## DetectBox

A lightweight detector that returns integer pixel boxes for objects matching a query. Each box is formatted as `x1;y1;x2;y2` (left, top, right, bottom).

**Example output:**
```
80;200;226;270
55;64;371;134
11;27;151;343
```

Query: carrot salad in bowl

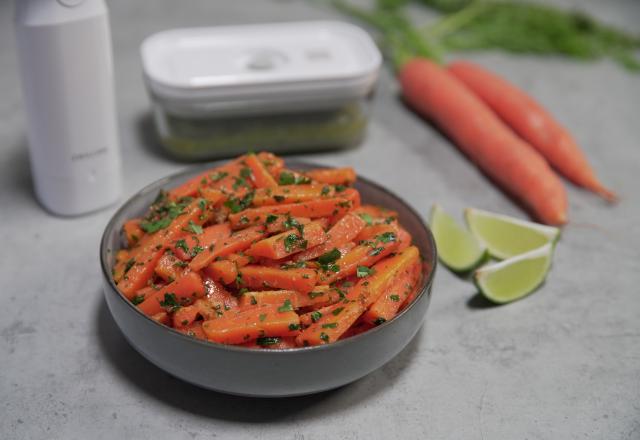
112;152;424;348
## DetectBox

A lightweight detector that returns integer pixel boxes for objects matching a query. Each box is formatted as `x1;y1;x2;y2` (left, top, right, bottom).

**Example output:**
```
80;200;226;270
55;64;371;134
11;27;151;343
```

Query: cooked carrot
228;197;355;229
395;225;412;252
347;246;420;309
304;167;356;185
448;61;616;202
265;216;312;234
189;226;266;271
252;185;336;206
194;280;238;319
112;249;131;283
202;305;300;344
204;259;237;285
245;221;327;260
239;266;317;294
294;213;365;262
295;300;364;346
352;205;398;224
116;247;165;300
320;224;399;284
168;160;246;200
340;319;374;340
151;312;170;325
303;284;354;310
138;271;205;317
172;223;231;261
123;219;144;247
362;259;421;325
245;153;278;188
154;252;182;282
256;152;285;176
177;321;207;340
172;305;200;328
238;290;302;308
225;252;253;268
400;58;568;225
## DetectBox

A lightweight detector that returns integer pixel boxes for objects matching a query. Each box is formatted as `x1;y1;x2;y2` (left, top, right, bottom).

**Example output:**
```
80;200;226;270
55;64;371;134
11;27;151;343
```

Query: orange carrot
172;305;200;328
202;305;300;344
172;223;231;261
252;185;336;206
151;312;170;325
245;221;327;260
228;197;355;229
400;58;568;225
304;167;357;185
189;225;266;271
204;260;237;285
352;205;398;224
238;266;317;294
264;216;312;234
238;290;302;308
168;160;246;200
123;219;144;247
245;153;278;188
256;152;285;176
295;300;364;346
448;61;616;202
294;213;366;262
177;321;207;340
362;259;421;325
154;252;182;282
138;271;205;317
195;280;238;318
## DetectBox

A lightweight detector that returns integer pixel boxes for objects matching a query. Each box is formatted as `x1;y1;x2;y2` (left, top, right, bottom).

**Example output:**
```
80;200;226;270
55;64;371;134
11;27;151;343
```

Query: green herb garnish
277;299;293;312
356;266;375;278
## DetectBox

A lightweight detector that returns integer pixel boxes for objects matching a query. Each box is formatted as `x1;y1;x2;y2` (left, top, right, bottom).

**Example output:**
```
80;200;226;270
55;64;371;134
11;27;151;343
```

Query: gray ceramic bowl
100;161;437;397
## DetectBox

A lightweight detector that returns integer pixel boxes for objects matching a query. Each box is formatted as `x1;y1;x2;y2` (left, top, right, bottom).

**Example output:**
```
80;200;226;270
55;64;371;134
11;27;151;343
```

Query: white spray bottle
14;0;122;216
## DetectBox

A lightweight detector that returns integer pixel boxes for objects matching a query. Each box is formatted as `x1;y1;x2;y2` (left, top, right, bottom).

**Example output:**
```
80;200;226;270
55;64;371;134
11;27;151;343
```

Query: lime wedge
474;243;553;304
430;204;487;273
465;208;560;260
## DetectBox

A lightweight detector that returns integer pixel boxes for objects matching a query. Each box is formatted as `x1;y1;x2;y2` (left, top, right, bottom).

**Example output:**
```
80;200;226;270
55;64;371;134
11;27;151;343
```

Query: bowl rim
100;159;437;354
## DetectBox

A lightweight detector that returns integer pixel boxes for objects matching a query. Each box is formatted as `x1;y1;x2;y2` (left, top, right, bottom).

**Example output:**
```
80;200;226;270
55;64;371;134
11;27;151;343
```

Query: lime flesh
474;243;553;304
465;208;560;260
430;204;487;273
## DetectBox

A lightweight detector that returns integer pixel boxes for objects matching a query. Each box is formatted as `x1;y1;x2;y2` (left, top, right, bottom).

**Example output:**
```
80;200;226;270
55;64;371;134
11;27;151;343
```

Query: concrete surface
1;1;639;439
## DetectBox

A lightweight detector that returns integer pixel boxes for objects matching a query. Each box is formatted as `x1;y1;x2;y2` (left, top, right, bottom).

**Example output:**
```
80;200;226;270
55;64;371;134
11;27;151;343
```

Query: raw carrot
304;167;357;185
245;221;327;260
228;197;355;229
294;213;366;262
448;60;617;202
202;305;300;344
238;266;317;294
137;271;205;317
399;58;568;225
189;225;266;271
245;153;278;188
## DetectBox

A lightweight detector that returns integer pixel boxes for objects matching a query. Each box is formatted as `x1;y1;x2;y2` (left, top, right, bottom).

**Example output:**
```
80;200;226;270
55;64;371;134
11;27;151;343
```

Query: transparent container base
153;101;369;161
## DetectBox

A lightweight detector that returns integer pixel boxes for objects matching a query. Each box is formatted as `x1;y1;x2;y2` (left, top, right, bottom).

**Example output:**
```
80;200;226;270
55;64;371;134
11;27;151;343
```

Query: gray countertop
1;1;639;439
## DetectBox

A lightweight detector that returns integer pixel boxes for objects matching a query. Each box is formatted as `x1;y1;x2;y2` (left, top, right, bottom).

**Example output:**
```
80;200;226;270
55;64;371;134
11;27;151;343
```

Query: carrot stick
137;271;205;317
399;58;568;225
238;266;317;294
294;213;366;262
256;152;284;176
448;61;617;202
265;216;312;234
189;226;266;271
172;305;200;328
245;221;327;260
168;160;247;200
295;300;365;346
177;321;207;340
362;259;421;325
172;223;231;261
245;153;278;188
203;260;237;285
123;219;144;247
238;290;302;308
154;252;182;282
202;305;300;344
252;185;336;206
228;197;355;229
194;280;238;319
304;167;357;185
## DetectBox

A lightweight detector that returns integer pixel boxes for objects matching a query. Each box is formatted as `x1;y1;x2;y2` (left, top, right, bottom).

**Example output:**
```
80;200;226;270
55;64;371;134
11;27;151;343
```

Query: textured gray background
1;1;639;439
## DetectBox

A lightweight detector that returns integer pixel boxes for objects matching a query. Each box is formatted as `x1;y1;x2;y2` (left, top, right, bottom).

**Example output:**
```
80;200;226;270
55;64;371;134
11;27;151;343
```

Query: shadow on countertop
95;296;424;422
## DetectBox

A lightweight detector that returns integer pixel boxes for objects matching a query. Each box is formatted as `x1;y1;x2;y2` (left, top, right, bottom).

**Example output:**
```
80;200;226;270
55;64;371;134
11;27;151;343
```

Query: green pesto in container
141;21;382;160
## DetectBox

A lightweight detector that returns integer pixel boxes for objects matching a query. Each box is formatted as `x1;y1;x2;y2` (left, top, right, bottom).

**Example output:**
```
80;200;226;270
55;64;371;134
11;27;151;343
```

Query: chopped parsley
250;296;258;305
131;294;145;305
310;311;323;322
256;337;280;346
240;167;253;179
289;323;301;331
280;261;306;270
334;184;347;193
320;186;331;196
356;266;375;278
124;258;136;274
319;332;330;343
390;295;400;302
358;213;373;226
322;322;338;329
175;239;189;254
186;220;203;235
223;191;254;213
369;247;384;256
210;171;228;182
159;293;180;312
318;248;341;272
265;214;278;224
279;171;311;185
332;307;345;316
139;192;191;233
277;299;293;313
273;195;285;203
376;232;397;243
283;234;307;253
308;291;325;299
373;317;387;326
283;215;304;234
259;313;267;322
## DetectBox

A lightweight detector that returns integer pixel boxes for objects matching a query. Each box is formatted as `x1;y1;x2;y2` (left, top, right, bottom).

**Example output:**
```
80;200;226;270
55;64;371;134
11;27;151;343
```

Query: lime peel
430;204;487;273
465;208;560;260
474;242;554;304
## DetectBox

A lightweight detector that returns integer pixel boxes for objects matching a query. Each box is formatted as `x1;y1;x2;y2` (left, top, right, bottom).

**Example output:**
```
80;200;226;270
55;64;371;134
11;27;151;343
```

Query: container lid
141;20;382;105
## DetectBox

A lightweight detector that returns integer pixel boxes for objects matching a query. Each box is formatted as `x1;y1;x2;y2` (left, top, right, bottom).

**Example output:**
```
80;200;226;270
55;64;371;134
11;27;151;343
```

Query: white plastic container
141;21;382;160
14;0;122;216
